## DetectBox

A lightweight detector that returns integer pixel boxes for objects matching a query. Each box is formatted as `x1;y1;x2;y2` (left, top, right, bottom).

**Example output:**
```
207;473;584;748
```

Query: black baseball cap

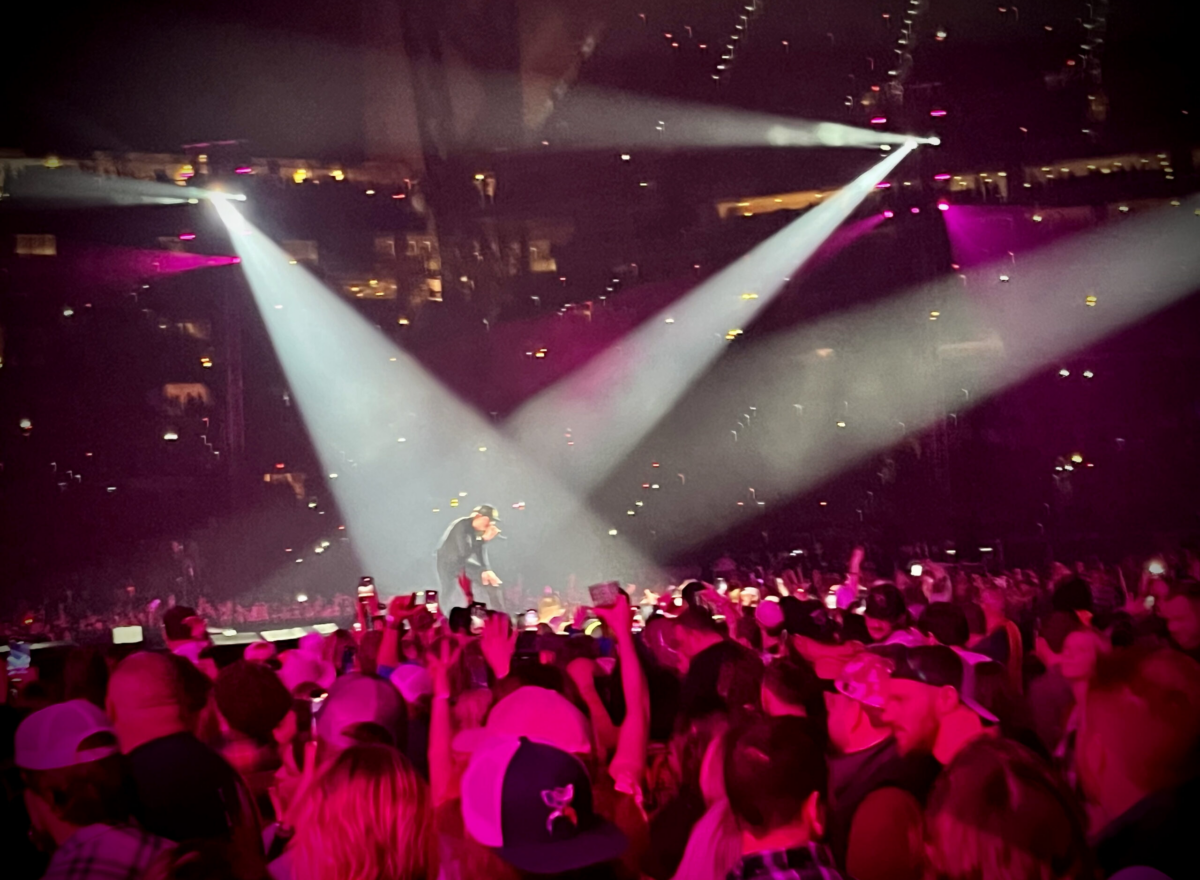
782;598;841;644
1051;578;1093;614
865;584;907;623
461;737;627;873
918;602;970;647
888;645;1000;723
471;504;500;521
162;605;201;641
214;660;292;743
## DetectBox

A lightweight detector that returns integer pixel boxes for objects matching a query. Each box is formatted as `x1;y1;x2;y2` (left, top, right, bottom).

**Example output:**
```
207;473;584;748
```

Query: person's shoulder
137;732;242;778
128;730;193;764
855;785;923;823
701;638;749;663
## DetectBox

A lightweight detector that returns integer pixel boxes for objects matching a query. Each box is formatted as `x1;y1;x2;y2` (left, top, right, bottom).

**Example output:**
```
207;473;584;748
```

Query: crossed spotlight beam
3;164;245;207
211;197;659;592
6;81;930;212
599;197;1200;554
508;140;918;493
213;140;923;586
489;83;935;151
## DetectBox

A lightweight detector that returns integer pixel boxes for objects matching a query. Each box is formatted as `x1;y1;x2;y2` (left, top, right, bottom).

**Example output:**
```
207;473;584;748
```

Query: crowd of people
0;593;363;644
3;539;1200;880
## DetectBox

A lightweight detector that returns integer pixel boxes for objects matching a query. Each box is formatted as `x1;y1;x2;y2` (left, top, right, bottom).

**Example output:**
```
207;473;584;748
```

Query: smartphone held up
588;581;621;609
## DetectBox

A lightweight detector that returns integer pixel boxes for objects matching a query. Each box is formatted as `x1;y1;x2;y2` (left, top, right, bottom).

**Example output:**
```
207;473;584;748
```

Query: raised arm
846;545;865;592
379;594;413;670
567;657;620;758
596;595;649;791
426;633;461;807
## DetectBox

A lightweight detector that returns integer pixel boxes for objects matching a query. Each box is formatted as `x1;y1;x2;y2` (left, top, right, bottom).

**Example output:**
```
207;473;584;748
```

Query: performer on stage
435;504;504;611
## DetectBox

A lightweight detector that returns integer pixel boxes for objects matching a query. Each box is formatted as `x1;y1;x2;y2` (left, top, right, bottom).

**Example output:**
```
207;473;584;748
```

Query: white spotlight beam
211;199;657;591
513;84;925;151
508;142;917;493
612;198;1200;552
4;165;241;207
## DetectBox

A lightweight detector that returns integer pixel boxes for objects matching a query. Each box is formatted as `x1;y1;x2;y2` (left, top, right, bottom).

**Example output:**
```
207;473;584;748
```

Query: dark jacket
827;736;940;872
1094;775;1200;879
435;516;489;582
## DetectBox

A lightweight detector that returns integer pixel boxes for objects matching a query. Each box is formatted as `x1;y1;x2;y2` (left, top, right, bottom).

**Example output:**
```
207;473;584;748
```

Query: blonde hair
294;744;435;880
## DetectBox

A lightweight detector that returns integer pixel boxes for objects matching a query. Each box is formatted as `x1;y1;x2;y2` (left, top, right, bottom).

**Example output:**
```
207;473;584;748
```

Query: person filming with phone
435;504;504;612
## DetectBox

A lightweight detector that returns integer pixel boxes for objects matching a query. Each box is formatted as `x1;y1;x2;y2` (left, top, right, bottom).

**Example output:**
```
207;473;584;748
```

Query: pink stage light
910;207;921;214
930;109;947;117
934;173;952;180
870;116;887;125
938;201;950;211
235;166;253;175
22;245;243;286
876;182;892;188
882;210;895;218
179;233;196;241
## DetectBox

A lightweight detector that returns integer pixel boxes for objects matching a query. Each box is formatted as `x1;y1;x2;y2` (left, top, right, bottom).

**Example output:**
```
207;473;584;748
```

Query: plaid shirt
726;842;849;880
44;824;170;880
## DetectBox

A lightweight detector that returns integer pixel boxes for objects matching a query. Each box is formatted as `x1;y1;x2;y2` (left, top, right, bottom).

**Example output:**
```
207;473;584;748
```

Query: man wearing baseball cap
161;604;209;654
461;735;629;876
16;700;170;879
880;645;1002;767
864;584;923;646
435;503;504;611
824;654;939;880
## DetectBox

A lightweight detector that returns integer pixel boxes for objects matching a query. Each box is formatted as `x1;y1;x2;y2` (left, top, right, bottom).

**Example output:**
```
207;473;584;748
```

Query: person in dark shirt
106;652;265;880
824;653;938;880
1156;577;1200;663
675;607;763;719
724;716;850;880
435;504;503;610
1077;644;1200;879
